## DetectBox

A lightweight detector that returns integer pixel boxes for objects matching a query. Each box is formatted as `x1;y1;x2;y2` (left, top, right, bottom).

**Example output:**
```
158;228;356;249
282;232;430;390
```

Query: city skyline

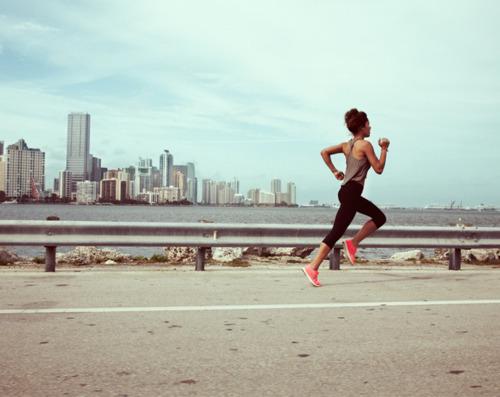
1;1;499;206
0;124;299;205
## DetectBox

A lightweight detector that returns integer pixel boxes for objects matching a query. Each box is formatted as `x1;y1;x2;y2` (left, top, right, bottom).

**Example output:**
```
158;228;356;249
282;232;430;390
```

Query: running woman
302;108;390;287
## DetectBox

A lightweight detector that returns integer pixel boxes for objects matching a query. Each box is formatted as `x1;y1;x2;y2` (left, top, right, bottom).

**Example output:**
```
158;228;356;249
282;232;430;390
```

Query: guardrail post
329;247;341;270
196;246;207;271
44;246;57;272
448;248;461;270
44;215;60;272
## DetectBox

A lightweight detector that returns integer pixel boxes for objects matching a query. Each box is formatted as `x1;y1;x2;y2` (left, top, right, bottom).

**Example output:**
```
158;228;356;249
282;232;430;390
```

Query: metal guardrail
0;220;499;272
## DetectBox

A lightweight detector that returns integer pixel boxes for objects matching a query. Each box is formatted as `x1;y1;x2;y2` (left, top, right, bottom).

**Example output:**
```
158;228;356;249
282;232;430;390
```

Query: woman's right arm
361;141;388;174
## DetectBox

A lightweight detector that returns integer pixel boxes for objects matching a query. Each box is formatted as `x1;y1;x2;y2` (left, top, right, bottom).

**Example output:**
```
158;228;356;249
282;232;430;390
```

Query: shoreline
2;257;499;272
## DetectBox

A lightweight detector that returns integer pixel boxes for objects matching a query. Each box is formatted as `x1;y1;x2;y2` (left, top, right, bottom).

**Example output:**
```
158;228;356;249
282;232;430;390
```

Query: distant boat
1;200;17;204
475;203;497;211
423;204;448;209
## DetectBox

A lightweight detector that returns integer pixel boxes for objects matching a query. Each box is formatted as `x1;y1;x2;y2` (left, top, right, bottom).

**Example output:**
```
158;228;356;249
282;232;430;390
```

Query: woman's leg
309;201;358;270
351;196;386;247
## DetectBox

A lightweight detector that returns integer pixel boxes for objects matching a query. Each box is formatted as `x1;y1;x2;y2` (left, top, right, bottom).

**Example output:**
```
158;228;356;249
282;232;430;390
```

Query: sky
0;0;499;207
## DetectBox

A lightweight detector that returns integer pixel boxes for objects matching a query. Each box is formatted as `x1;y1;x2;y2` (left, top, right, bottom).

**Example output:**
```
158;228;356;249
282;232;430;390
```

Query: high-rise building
187;177;198;204
0;141;4;194
134;158;153;197
5;139;45;198
53;177;59;193
287;182;297;205
159;150;174;187
201;179;211;204
58;171;72;199
247;188;260;205
229;177;240;194
153;186;181;203
185;162;197;203
271;178;281;194
259;190;275;205
0;154;6;193
152;166;161;188
172;165;188;197
66;113;91;194
76;181;98;203
88;154;102;182
173;170;185;199
101;169;131;201
209;180;218;204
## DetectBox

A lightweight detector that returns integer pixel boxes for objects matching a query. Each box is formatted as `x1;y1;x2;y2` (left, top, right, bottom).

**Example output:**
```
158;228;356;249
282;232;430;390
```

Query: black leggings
321;180;386;249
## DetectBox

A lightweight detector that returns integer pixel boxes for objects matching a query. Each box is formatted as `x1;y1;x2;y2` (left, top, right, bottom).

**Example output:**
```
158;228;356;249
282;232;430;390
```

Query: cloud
0;1;499;205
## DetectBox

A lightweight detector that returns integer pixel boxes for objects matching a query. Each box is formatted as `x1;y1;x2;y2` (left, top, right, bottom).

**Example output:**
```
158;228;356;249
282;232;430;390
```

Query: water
1;204;499;260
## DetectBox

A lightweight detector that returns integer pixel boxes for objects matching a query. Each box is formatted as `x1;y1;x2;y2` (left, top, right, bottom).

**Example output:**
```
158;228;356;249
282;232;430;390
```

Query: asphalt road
1;266;500;396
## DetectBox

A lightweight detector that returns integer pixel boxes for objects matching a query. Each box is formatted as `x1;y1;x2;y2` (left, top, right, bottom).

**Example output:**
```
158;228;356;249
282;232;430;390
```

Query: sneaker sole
301;267;321;287
343;240;356;265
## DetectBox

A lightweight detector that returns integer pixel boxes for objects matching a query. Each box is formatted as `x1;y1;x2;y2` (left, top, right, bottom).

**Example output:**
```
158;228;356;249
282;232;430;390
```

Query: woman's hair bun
344;108;368;135
344;108;359;124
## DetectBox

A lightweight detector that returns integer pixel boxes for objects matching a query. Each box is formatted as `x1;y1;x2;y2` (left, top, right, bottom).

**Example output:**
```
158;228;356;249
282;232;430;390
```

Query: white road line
1;299;500;314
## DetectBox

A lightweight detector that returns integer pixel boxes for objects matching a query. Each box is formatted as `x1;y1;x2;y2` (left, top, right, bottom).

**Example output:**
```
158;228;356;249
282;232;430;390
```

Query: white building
275;191;290;205
153;186;181;203
247;188;260;204
58;171;73;199
233;193;244;204
258;190;275;205
76;181;98;203
134;158;153;197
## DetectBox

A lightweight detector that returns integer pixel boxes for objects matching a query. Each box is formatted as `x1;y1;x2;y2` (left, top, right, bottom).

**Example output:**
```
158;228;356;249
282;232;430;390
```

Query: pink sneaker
343;239;357;265
302;264;321;287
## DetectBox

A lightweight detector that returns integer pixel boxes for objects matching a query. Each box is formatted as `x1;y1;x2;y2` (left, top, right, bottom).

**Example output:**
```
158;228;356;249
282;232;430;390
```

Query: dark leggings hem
321;181;386;249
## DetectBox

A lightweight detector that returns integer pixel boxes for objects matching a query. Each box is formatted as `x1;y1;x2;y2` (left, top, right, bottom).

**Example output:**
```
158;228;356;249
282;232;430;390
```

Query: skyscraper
6;139;45;198
134;158;153;197
0;154;7;193
173;165;188;198
58;171;72;199
271;178;282;194
66;113;90;194
159;150;173;187
287;182;297;205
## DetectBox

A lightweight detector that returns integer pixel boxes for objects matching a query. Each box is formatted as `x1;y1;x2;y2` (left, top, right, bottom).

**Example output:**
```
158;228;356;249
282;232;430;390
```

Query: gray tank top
341;138;370;186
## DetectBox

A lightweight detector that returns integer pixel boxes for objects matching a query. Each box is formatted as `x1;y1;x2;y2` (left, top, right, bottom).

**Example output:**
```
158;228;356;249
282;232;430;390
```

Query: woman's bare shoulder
357;139;374;150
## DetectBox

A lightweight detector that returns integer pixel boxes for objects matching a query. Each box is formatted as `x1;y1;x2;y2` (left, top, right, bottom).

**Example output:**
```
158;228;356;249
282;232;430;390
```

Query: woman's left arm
320;142;345;178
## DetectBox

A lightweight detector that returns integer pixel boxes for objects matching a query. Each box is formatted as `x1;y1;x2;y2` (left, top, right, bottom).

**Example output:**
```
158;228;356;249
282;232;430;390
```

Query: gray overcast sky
0;0;499;207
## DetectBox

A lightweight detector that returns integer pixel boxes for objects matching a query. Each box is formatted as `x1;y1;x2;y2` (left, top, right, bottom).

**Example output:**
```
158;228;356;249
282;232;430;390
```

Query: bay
1;204;499;260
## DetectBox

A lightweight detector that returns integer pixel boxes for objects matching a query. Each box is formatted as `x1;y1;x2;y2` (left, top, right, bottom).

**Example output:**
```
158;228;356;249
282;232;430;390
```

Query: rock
291;247;315;258
0;247;20;265
390;249;425;261
267;247;295;256
57;246;131;265
433;248;449;260
212;247;243;262
104;259;117;265
463;248;498;263
242;247;270;256
242;246;314;258
162;246;199;263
